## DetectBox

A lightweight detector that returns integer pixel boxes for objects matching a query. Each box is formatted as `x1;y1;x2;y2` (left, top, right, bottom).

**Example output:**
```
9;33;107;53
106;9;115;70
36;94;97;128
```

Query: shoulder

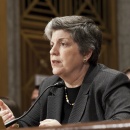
92;64;130;90
90;64;130;97
97;63;128;80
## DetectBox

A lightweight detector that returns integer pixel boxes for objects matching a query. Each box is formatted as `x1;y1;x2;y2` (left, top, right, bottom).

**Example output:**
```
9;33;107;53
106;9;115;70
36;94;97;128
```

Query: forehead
51;30;72;40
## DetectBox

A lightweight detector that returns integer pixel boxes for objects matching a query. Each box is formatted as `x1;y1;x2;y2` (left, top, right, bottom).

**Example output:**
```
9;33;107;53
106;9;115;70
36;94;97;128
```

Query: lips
51;60;61;66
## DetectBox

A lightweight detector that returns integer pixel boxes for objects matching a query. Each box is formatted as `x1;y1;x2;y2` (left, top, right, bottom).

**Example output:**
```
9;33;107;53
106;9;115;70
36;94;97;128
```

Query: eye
61;42;67;47
61;43;65;46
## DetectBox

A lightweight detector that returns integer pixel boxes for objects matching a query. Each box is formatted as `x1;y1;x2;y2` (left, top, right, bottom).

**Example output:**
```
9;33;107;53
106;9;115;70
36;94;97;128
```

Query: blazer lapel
68;64;101;123
68;79;91;123
47;87;64;122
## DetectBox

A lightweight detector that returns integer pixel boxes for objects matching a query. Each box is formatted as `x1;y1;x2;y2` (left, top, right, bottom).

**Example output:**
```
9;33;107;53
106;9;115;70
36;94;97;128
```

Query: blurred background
0;0;130;113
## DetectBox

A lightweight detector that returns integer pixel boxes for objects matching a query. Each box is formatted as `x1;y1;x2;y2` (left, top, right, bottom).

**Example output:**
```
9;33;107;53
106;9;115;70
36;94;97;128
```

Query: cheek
60;47;82;65
63;54;83;67
60;52;70;64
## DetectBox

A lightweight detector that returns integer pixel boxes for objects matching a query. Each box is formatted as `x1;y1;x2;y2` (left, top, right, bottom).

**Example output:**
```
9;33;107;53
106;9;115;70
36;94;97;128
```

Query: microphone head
53;81;64;87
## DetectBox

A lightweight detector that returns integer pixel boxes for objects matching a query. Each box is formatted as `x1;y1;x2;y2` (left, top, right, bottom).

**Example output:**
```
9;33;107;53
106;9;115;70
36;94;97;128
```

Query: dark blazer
18;64;130;127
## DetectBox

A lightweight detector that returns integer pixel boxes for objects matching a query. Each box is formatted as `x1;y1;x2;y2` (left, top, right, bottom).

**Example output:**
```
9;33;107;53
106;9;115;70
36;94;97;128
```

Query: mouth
51;60;61;66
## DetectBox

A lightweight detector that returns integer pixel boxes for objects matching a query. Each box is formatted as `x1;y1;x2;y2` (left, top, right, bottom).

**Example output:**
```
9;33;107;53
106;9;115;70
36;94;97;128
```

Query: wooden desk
4;119;130;130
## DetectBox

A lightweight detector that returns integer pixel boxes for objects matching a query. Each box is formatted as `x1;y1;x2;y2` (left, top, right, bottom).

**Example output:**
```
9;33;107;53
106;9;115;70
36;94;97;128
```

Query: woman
1;15;130;128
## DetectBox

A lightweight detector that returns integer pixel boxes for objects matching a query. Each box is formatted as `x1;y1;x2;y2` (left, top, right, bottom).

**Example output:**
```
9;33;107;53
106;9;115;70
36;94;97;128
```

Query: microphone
5;81;64;128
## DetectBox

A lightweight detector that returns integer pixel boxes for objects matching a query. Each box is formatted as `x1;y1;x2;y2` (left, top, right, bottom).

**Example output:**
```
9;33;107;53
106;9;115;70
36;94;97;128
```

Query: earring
83;58;87;63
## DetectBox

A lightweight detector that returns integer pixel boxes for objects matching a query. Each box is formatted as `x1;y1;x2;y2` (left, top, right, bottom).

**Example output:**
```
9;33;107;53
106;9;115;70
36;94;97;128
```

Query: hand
39;119;61;128
0;99;15;124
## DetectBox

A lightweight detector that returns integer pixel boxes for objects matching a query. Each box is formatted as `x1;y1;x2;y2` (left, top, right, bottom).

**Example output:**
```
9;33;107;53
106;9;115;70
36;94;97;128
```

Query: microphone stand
5;81;64;128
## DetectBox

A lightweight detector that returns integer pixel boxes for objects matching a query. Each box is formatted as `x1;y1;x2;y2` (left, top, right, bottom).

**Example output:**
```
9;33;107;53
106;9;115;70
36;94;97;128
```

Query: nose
50;44;59;55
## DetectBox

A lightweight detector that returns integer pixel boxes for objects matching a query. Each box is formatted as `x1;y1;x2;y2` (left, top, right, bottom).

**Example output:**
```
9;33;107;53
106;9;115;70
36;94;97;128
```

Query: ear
83;49;93;61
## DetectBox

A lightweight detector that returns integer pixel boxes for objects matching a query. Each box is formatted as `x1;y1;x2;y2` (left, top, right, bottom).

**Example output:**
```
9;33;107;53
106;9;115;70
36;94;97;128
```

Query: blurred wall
117;0;130;71
0;0;8;96
7;0;21;106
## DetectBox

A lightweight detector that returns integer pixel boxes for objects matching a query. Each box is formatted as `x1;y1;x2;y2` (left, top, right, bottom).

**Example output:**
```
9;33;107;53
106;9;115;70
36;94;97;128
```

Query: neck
61;64;90;88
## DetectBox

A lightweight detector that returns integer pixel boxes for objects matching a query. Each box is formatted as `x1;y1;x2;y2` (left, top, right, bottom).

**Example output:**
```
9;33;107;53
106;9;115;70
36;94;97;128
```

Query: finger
2;112;14;123
0;110;9;116
39;122;49;127
39;119;61;127
0;109;14;123
39;120;50;126
4;115;15;123
40;119;51;122
0;100;9;110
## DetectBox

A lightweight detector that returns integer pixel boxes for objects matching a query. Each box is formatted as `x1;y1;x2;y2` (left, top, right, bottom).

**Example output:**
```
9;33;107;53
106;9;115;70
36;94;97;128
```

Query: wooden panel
21;29;52;110
20;0;117;111
0;0;8;96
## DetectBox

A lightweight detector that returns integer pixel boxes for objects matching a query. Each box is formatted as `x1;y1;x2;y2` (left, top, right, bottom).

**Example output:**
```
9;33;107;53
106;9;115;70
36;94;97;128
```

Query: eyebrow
50;38;69;43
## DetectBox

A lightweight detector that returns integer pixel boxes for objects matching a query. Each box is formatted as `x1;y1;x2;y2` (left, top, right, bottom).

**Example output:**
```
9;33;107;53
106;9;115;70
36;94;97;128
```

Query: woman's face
50;30;87;77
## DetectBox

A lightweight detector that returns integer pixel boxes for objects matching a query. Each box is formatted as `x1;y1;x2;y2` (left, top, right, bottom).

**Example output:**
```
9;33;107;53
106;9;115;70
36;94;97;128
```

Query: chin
52;68;63;76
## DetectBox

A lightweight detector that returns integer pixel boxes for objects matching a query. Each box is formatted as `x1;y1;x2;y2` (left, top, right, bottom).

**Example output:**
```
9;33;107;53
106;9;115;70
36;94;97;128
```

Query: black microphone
5;81;64;128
